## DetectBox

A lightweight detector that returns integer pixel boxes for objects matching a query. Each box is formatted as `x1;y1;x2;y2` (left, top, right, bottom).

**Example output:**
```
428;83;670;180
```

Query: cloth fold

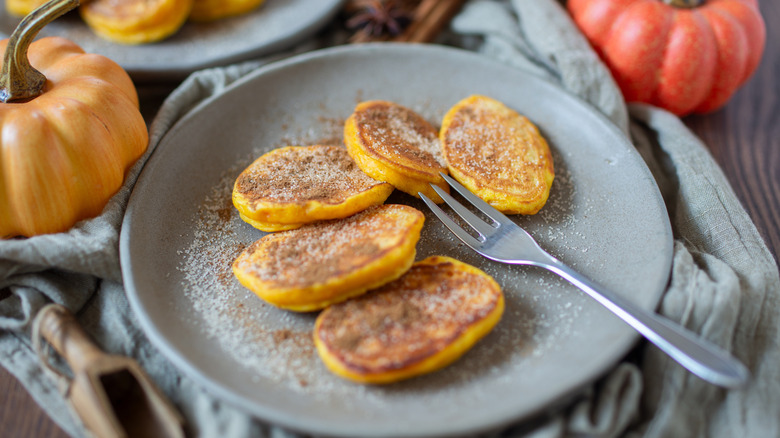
1;1;778;437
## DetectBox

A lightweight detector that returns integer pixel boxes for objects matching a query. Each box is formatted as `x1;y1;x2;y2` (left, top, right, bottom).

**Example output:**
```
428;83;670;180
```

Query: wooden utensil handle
37;304;106;374
395;0;467;43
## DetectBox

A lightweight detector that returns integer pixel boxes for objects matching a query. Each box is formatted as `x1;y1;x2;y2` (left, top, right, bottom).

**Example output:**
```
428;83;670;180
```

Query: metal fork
419;173;749;388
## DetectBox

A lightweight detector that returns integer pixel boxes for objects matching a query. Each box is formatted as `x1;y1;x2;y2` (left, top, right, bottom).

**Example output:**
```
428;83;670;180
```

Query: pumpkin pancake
344;100;449;202
232;145;394;232
80;0;193;44
314;256;504;384
232;204;424;312
190;0;265;21
440;95;555;215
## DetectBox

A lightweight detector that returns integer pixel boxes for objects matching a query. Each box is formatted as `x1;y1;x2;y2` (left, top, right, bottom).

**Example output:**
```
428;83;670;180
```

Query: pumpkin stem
0;0;80;103
663;0;704;8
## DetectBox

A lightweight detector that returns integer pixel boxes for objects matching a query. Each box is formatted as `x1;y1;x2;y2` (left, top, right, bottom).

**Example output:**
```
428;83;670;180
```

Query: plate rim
120;42;674;437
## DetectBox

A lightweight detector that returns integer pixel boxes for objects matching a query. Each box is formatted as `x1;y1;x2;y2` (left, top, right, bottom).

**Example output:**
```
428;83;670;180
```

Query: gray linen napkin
1;1;778;437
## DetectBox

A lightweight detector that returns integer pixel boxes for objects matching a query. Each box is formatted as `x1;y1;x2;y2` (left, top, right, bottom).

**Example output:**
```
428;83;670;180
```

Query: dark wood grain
1;1;777;436
0;365;70;437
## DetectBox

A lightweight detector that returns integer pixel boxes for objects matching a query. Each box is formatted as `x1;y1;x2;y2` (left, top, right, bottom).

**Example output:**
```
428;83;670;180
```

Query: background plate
120;44;673;437
0;0;343;80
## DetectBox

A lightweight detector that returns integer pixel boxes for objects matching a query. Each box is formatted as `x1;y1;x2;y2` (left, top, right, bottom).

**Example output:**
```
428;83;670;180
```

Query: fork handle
544;260;750;388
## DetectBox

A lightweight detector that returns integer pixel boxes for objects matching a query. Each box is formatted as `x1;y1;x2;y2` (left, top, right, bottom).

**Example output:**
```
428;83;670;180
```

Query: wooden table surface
2;1;778;436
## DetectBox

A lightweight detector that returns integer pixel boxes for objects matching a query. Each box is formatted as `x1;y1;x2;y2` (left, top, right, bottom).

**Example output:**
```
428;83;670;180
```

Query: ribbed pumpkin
0;0;148;238
568;0;765;115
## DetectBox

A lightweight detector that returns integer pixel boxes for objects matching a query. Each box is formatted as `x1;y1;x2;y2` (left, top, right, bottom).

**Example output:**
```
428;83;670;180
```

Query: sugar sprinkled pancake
441;95;554;214
232;145;393;231
232;204;424;312
344;100;449;202
314;256;504;384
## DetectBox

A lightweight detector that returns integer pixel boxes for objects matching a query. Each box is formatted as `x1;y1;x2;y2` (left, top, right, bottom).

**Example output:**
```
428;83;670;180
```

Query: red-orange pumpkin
568;0;765;115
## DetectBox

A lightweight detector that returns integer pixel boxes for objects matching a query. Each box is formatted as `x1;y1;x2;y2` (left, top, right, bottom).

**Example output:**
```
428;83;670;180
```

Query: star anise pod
345;0;417;43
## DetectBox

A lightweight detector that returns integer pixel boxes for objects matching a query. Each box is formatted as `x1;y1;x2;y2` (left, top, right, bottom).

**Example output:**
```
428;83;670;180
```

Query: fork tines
419;173;511;243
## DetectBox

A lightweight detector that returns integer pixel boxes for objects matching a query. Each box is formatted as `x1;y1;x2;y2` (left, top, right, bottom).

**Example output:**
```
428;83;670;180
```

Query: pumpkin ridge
653;9;718;114
49;107;111;222
41;96;126;228
694;5;750;112
62;82;148;167
606;0;645;42
647;7;679;107
706;0;765;85
42;54;140;107
42;75;141;121
0;128;14;237
27;37;85;69
3;108;79;235
599;0;641;49
605;0;674;102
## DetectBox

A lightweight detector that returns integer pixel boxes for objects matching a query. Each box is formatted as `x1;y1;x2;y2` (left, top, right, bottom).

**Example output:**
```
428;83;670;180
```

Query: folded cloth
1;1;778;437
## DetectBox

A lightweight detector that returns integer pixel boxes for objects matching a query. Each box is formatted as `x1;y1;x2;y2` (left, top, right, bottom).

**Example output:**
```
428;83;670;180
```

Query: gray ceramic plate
0;0;343;80
120;44;673;437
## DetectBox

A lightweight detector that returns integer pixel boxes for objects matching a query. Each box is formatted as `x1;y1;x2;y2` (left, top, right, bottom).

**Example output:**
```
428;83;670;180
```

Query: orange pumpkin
568;0;765;115
0;0;148;237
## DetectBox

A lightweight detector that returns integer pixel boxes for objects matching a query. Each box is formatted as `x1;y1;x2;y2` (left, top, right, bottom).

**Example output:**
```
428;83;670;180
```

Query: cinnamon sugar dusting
235;145;386;204
175;98;588;406
317;259;501;373
234;205;423;288
443;100;553;194
355;101;446;169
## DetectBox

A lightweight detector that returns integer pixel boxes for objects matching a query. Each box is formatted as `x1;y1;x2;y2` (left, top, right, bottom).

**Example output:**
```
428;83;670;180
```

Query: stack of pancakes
231;95;554;384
